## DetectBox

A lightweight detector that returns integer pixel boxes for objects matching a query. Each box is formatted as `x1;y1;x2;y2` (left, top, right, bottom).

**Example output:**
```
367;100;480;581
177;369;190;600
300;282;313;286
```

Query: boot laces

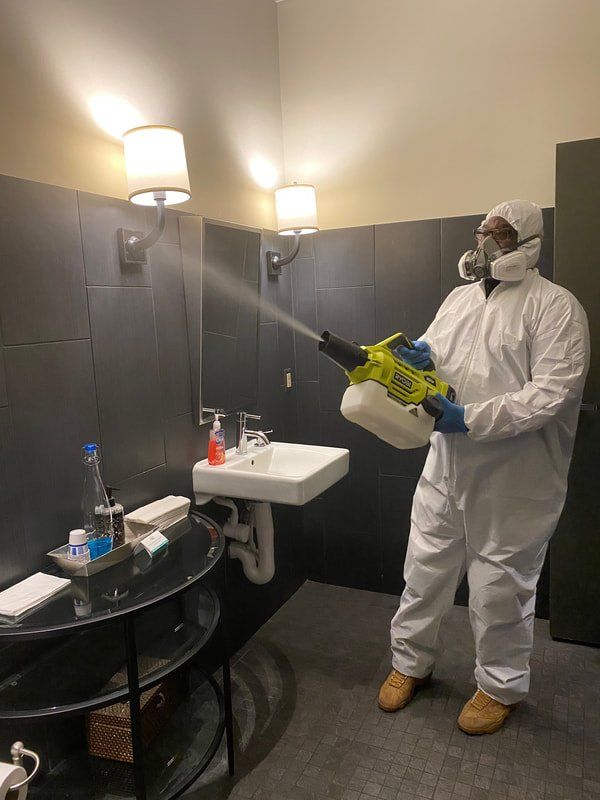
471;690;492;711
389;671;408;689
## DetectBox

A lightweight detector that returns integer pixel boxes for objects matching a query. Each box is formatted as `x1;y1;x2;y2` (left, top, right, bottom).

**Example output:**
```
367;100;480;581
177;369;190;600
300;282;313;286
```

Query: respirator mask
458;233;540;282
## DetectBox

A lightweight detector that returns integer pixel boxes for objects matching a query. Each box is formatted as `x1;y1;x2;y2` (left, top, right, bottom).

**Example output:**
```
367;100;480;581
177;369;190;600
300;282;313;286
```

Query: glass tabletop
0;512;224;639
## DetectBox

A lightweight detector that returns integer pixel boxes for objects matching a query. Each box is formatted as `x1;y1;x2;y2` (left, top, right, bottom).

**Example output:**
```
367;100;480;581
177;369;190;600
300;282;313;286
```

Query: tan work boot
457;689;518;735
378;669;431;712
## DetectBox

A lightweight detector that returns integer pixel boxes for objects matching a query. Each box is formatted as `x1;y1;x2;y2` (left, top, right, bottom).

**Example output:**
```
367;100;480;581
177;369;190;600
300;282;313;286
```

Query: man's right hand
395;340;432;370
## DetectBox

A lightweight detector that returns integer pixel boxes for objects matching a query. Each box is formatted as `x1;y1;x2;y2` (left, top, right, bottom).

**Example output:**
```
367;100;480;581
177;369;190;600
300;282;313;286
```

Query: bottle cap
69;529;88;546
213;417;221;431
83;443;98;453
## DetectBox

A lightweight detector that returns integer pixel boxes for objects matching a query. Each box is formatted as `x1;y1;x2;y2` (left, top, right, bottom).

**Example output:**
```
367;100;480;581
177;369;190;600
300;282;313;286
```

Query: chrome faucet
237;412;272;454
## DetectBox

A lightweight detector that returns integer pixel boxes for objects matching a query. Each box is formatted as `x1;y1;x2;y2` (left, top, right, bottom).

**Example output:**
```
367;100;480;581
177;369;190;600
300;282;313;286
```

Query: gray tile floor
189;581;600;800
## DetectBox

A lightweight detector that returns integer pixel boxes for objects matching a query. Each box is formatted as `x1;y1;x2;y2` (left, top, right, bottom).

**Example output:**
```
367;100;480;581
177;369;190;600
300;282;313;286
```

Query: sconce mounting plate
118;228;148;266
267;251;283;277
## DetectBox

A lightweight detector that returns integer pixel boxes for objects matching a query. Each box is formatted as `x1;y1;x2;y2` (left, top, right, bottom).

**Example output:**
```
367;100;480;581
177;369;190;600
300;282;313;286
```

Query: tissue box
86;658;179;763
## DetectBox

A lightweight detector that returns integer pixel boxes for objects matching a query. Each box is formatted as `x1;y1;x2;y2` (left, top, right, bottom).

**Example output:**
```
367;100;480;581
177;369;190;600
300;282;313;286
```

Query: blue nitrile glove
395;339;432;370
433;393;468;434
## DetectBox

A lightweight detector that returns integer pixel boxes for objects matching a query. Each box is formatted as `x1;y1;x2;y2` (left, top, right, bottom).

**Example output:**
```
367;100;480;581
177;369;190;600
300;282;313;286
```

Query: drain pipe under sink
213;498;276;584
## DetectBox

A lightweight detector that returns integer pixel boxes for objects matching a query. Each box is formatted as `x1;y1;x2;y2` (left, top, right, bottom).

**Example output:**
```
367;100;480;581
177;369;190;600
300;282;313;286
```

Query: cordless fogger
318;331;456;449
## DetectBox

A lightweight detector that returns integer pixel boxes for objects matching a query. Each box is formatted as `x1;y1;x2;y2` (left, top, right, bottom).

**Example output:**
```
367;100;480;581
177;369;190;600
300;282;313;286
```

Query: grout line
315;284;375;291
119;463;168;486
86;284;153;289
3;337;91;348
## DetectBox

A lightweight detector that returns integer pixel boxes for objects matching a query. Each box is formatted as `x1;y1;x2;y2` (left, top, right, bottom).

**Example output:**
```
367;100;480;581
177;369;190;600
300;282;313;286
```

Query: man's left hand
433;393;469;434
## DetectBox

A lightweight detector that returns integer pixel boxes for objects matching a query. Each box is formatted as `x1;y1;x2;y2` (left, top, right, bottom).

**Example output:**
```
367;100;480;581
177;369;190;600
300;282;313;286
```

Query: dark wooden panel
257;322;282;435
303;498;326;582
88;287;164;483
320;411;381;592
380;475;417;595
315;286;375;412
117;465;171;514
4;340;101;563
79;192;151;287
291;257;318;381
0;407;27;587
375;218;441;341
314;225;374;289
379;440;429;479
260;231;293;325
0;325;6;407
538;207;554;281
165;413;210;500
555;138;600;401
179;215;203;424
550;409;600;643
296;381;321;446
441;213;482;301
0;175;89;345
150;242;192;418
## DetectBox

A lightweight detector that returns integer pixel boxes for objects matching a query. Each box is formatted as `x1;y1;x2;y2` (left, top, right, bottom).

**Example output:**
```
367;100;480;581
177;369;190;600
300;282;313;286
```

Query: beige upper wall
0;0;283;229
277;0;600;229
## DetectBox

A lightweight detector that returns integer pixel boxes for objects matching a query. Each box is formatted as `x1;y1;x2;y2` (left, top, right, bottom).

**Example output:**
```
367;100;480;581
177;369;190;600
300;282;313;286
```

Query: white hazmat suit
390;200;590;705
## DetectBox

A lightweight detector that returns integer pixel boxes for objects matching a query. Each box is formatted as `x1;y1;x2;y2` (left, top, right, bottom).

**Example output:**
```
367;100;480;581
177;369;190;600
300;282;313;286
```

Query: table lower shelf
28;669;224;800
0;587;219;719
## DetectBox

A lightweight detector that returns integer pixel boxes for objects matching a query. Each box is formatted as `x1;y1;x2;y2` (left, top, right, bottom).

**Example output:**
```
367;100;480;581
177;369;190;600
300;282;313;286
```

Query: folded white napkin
0;572;71;619
125;495;190;530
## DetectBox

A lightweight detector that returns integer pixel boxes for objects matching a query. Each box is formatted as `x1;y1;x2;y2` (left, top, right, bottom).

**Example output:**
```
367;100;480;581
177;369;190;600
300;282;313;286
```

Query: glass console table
0;512;233;800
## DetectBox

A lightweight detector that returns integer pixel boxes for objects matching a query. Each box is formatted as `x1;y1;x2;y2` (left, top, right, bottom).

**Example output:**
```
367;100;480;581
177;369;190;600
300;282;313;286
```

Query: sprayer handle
387;333;436;372
421;395;444;420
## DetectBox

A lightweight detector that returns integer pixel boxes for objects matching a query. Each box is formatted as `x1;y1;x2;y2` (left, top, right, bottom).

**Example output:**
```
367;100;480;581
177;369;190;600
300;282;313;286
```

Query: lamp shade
123;125;191;206
275;183;318;235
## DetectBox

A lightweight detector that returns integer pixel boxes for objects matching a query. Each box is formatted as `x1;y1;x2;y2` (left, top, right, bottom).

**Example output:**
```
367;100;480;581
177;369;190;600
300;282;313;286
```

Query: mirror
180;216;261;425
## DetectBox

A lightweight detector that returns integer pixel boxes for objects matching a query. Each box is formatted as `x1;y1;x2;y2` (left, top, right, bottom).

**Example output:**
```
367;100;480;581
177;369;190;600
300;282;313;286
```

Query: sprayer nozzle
318;330;369;372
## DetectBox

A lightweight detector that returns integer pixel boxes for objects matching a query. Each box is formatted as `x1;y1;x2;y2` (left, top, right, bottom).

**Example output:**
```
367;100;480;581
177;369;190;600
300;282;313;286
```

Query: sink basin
193;441;349;506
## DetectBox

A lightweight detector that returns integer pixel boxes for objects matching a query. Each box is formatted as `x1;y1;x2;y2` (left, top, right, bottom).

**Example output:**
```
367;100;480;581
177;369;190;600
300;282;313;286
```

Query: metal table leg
124;617;147;800
221;620;235;777
220;557;235;777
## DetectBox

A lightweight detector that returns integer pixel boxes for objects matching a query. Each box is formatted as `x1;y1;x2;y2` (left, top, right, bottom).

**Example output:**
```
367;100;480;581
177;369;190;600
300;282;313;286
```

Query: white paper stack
0;572;71;620
125;495;191;534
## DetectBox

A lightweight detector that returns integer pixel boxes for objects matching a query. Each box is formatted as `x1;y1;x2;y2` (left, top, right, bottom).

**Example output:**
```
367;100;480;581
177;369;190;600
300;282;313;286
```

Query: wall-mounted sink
193;441;349;506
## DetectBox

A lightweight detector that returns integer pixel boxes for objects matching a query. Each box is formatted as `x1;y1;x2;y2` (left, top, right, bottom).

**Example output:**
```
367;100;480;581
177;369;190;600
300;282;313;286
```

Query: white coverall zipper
449;293;489;484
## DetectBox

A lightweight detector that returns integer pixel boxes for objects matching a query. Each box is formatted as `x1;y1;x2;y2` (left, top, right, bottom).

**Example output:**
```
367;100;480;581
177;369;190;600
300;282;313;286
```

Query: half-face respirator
458;233;540;282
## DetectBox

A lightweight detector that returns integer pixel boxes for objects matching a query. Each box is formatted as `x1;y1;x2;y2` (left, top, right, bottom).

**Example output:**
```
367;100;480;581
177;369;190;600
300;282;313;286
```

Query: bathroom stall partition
550;136;600;645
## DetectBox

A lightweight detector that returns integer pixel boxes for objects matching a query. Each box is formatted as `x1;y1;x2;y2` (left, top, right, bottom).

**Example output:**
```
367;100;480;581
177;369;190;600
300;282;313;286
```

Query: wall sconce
266;183;319;277
118;125;191;265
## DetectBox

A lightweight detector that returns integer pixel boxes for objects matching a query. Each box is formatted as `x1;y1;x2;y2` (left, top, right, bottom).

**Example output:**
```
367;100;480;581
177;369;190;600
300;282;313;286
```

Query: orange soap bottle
207;413;226;466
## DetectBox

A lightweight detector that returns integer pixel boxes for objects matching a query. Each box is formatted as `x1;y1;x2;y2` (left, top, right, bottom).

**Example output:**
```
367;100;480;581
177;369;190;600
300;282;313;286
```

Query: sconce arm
266;232;301;276
118;194;167;266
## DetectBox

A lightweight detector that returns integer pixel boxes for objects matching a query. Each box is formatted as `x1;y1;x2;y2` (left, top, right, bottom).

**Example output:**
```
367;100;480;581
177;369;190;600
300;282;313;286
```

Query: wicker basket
87;657;179;763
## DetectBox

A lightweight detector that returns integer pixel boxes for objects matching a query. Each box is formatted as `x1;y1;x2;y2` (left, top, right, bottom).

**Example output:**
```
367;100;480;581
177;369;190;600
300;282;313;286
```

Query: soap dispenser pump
208;412;226;466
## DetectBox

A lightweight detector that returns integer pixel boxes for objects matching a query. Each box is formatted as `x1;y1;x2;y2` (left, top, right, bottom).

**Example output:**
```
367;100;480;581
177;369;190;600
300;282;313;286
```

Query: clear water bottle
81;443;113;559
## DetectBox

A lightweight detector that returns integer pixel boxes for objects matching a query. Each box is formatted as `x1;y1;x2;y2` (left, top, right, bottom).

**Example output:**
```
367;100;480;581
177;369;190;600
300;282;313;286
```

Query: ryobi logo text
393;372;413;390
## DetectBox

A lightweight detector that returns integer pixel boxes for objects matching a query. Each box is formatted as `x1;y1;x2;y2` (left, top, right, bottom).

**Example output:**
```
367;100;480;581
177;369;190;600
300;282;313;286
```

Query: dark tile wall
0;173;305;650
294;208;555;618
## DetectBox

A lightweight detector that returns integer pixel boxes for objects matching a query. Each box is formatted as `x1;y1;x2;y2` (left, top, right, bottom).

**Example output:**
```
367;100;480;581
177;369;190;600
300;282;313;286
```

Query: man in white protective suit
378;199;590;734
